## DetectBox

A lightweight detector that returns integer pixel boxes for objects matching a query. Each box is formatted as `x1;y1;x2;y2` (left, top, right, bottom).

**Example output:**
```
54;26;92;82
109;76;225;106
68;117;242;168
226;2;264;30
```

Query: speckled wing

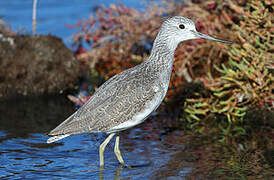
48;66;163;136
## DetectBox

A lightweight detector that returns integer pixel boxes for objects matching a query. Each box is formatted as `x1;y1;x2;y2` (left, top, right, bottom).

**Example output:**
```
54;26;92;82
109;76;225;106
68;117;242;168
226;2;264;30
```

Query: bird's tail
47;134;70;144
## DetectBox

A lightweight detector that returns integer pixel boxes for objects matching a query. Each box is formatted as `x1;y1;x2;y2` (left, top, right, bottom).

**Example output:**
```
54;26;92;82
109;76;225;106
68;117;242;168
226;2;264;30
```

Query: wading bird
47;16;232;167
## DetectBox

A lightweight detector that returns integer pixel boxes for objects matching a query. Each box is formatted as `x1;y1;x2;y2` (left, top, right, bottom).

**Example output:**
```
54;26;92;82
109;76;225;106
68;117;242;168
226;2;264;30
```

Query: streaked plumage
47;16;232;166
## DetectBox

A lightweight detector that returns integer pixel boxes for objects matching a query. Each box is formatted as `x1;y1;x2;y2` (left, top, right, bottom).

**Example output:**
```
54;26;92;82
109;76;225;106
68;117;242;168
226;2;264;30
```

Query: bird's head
156;16;232;51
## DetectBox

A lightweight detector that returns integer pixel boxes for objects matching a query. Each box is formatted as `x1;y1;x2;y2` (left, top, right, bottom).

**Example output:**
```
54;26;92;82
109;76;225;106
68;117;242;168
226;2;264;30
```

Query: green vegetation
184;0;273;143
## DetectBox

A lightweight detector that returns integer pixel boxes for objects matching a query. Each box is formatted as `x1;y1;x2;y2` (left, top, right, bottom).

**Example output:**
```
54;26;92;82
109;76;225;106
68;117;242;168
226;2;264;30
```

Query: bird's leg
114;135;125;165
99;133;115;167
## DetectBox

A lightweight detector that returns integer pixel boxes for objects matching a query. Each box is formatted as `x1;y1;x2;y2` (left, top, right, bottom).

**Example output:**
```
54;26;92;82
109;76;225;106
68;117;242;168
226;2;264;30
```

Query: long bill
191;30;233;43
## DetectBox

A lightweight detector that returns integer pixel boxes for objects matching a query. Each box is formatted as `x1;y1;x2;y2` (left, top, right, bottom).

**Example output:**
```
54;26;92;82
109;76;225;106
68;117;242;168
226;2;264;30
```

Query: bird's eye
179;24;185;29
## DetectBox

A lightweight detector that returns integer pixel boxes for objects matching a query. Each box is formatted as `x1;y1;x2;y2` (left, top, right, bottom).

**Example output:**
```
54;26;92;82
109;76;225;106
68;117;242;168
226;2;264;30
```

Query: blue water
0;95;192;179
0;128;191;179
0;1;193;179
0;0;149;46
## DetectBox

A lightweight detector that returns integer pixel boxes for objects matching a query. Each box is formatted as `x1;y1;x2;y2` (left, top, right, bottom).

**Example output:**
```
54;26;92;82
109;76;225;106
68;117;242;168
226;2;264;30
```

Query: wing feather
47;64;161;136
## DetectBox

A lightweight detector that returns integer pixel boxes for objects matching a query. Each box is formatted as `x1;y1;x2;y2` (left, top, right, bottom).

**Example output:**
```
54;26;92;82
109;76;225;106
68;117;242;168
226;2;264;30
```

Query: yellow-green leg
114;135;125;165
99;133;115;167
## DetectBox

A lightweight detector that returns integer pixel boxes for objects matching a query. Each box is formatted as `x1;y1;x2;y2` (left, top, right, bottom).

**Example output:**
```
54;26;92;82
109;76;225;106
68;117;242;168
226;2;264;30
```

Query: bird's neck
147;34;178;70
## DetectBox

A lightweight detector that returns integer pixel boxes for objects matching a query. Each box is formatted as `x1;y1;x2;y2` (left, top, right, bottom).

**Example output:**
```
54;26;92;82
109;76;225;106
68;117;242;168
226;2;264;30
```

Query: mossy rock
0;34;80;97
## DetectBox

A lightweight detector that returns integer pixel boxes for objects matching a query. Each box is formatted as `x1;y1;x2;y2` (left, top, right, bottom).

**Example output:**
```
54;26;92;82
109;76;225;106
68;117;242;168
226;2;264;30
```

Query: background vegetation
1;0;270;178
70;0;273;178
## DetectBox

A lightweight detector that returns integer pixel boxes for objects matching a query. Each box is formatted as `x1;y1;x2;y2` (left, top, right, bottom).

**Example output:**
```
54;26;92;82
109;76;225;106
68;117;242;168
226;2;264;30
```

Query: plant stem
32;0;38;36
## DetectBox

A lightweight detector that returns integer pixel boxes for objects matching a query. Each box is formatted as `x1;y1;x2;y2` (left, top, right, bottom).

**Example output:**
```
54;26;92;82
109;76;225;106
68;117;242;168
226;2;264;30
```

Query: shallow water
0;1;193;179
0;95;192;179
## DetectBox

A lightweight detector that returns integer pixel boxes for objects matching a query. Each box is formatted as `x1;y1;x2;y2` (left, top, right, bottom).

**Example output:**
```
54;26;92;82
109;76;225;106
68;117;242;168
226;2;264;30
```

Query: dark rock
0;34;80;97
